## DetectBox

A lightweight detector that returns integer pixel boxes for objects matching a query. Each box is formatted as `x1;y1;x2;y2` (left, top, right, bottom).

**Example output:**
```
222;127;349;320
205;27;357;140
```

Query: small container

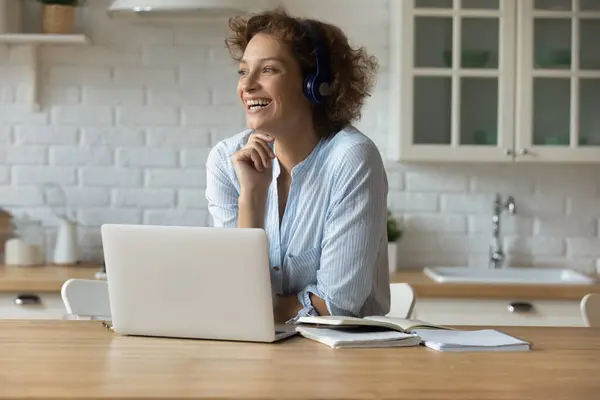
53;217;78;265
42;4;75;34
5;217;45;267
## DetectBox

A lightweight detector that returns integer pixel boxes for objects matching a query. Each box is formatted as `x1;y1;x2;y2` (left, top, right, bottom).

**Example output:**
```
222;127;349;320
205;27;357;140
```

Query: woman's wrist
237;188;268;228
239;186;269;203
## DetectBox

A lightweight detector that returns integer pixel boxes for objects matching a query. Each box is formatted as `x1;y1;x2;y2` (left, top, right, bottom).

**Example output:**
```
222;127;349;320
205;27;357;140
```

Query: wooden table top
390;269;600;300
1;320;599;399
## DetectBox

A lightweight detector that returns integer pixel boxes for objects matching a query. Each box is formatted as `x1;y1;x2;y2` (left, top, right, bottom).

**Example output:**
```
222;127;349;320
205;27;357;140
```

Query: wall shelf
0;34;91;111
0;33;90;45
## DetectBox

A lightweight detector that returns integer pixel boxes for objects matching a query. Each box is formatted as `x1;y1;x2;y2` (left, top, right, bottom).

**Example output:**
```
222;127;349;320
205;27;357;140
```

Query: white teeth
247;99;271;108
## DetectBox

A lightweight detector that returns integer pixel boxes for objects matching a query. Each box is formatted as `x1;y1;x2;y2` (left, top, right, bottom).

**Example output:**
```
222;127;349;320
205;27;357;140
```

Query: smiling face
237;33;312;135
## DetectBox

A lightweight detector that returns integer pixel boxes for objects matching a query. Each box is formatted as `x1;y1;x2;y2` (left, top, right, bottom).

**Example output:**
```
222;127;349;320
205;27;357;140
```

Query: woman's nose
240;72;259;92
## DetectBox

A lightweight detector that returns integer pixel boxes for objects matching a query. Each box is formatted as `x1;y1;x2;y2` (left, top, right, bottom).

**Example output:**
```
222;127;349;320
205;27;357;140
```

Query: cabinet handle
14;294;41;306
507;302;533;313
505;149;514;156
517;148;530;155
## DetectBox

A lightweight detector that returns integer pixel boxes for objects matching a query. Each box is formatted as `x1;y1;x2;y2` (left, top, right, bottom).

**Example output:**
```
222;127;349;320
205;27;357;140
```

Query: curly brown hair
225;7;379;138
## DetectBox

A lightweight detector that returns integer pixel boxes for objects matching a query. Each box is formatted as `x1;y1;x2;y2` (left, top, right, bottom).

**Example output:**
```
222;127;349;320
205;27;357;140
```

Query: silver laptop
100;223;297;343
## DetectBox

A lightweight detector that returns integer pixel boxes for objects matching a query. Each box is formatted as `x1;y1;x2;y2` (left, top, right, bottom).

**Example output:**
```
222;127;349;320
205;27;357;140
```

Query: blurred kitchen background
0;0;598;273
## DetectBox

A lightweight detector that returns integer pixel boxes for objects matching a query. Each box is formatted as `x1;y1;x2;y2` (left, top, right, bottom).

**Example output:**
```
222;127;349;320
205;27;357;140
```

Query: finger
251;139;275;162
248;135;275;156
232;150;249;164
250;132;274;143
233;148;258;168
248;142;272;169
249;149;264;172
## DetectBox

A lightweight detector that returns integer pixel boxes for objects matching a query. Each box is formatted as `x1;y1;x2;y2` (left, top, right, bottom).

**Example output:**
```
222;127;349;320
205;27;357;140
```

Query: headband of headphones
300;20;332;104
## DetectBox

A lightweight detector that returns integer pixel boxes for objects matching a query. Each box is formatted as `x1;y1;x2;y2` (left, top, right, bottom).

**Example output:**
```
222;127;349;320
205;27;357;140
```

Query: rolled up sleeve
294;143;388;318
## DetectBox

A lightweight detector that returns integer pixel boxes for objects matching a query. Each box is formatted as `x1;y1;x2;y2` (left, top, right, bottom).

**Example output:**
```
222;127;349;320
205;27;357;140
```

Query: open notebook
295;315;531;351
294;315;448;349
296;315;450;333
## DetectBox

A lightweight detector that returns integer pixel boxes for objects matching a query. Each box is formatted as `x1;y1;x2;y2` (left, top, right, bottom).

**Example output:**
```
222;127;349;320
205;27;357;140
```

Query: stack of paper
295;326;422;349
413;329;531;352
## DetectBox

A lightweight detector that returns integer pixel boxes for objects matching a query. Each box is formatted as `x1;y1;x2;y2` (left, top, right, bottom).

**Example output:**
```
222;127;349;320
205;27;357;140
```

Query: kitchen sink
423;266;596;285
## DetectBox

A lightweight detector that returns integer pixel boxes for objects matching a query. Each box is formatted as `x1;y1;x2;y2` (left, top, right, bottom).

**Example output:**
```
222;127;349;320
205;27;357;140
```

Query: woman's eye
263;67;276;73
237;69;248;76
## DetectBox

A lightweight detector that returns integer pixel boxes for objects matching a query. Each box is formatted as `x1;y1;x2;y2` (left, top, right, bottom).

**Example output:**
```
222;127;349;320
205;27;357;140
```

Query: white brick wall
0;0;599;273
15;126;79;145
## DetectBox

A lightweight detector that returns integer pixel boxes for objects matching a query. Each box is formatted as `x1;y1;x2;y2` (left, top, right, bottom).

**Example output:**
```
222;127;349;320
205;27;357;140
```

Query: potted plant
387;210;402;273
37;0;83;34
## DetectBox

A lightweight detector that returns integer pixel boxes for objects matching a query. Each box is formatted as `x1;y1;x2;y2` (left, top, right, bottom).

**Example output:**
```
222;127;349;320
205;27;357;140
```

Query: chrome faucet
489;193;516;269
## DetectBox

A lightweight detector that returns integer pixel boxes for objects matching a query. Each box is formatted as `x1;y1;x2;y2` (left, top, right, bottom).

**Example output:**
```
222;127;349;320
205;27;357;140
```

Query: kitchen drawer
413;298;584;327
0;292;65;319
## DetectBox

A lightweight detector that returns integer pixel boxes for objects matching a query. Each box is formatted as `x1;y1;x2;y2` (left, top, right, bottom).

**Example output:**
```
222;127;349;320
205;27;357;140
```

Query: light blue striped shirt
205;125;390;319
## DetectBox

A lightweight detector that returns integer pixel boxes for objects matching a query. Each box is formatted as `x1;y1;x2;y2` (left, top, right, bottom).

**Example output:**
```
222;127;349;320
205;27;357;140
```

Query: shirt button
273;266;280;272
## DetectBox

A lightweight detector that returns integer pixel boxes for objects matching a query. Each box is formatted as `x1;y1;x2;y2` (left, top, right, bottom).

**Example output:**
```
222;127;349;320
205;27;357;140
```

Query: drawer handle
507;302;533;313
14;294;41;306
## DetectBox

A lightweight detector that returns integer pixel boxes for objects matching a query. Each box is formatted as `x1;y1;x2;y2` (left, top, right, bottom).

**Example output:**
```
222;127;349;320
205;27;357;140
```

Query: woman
205;8;390;322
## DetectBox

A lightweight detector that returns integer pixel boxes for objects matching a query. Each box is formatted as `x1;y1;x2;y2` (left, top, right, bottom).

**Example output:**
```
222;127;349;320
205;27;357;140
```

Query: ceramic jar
5;217;46;266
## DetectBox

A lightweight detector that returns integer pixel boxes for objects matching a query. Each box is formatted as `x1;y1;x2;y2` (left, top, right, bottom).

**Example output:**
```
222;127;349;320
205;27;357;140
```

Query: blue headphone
301;21;332;105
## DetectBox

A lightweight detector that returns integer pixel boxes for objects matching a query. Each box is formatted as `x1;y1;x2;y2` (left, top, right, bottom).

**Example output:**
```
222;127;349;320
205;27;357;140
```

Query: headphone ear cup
304;73;321;104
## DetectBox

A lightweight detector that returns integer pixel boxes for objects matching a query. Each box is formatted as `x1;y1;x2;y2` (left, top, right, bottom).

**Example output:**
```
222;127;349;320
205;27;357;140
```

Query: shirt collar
271;138;324;180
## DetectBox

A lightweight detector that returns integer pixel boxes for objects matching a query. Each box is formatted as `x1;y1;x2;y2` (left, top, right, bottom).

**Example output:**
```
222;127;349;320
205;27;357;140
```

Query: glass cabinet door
516;0;600;161
579;16;600;148
413;16;453;145
460;17;500;146
415;0;453;8
401;0;516;161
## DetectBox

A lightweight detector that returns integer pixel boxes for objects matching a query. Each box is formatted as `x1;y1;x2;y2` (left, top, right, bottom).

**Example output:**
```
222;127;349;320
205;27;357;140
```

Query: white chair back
387;283;415;318
581;293;600;327
61;278;111;320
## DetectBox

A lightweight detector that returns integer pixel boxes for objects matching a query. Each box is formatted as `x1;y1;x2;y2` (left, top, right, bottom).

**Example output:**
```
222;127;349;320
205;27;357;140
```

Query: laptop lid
101;224;277;342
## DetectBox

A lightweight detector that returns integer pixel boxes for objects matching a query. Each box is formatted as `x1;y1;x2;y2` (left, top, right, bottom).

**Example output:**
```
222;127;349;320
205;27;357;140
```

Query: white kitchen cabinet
389;0;600;163
412;297;585;326
0;292;66;319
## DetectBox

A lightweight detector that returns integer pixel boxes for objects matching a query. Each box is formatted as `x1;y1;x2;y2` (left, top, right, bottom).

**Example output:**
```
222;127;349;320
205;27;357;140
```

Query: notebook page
413;329;529;347
296;327;420;348
364;315;448;331
424;342;531;352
